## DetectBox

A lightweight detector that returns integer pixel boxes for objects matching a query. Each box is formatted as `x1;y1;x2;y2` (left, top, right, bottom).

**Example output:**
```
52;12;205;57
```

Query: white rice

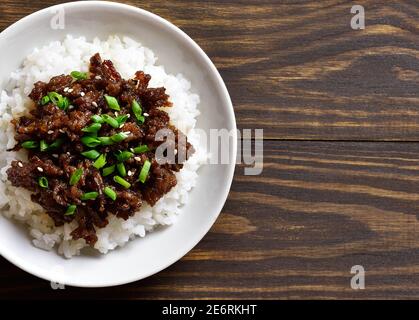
0;35;207;258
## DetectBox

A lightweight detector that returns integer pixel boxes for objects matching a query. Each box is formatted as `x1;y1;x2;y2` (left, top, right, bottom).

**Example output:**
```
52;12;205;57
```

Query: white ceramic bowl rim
0;1;237;287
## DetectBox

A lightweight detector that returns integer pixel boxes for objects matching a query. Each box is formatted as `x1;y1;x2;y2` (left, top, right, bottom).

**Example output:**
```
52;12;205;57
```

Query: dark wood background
1;0;419;299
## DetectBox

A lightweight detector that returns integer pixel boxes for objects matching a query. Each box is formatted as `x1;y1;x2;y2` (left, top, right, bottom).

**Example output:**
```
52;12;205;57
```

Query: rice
0;35;207;258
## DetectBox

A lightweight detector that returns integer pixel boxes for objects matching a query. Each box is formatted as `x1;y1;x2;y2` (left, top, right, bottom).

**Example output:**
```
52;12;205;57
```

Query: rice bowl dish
0;35;207;258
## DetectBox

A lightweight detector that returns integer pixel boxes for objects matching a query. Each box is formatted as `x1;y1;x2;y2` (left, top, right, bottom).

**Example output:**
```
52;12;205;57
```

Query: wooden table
1;0;419;300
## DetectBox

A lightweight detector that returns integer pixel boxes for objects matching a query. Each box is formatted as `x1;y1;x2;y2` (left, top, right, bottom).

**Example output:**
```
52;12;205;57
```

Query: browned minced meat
7;53;194;245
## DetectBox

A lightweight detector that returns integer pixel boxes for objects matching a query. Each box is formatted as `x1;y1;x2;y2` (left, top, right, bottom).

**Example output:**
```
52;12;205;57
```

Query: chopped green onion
104;186;117;201
132;100;145;124
115;114;128;126
104;95;120;111
116;163;126;177
48;92;62;105
71;71;88;80
69;168;83;186
38;177;48;188
91;115;104;123
41;95;50;105
60;97;70;111
93;154;107;169
81;149;100;160
102;165;116;177
65;204;77;216
113;176;131;189
48;92;69;110
21;140;39;149
114;150;133;162
81;136;101;148
101;114;119;128
137;115;145;124
138;160;151;183
40;140;49;152
97;136;114;146
48;138;64;150
80;191;99;201
82;123;102;133
133;145;149;154
110;132;129;143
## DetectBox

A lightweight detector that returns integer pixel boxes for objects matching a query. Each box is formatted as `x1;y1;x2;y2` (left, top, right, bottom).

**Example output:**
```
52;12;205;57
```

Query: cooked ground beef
7;53;194;245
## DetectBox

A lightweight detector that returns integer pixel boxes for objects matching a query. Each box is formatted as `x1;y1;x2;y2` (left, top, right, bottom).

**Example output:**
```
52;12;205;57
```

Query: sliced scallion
71;71;88;80
21;140;38;149
91;115;105;124
102;165;116;177
132;100;144;123
101;114;119;128
133;145;149;154
138;160;151;183
80;191;99;201
104;186;117;201
48;92;69;110
65;204;77;216
113;176;131;189
115;114;128;126
116;162;126;177
38;177;48;188
41;95;50;105
81;136;101;148
40;140;49;152
48;92;62;105
110;132;129;143
81;149;100;160
82;123;102;133
104;95;120;111
93;154;107;169
60;97;70;111
114;150;133;162
69;168;83;186
98;136;114;146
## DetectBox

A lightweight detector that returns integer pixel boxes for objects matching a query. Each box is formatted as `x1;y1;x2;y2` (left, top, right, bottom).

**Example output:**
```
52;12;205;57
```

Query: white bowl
0;1;236;287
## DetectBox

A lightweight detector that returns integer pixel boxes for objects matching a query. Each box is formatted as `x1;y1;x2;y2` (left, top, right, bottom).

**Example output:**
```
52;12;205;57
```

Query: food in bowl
0;35;207;258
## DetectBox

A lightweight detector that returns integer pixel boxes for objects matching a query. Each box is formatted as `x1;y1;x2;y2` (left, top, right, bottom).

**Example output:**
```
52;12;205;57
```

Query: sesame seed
59;129;65;133
66;152;70;156
18;162;23;168
37;167;44;172
80;92;85;97
127;114;131;118
123;131;131;135
95;75;101;80
119;124;124;129
47;130;54;135
68;105;74;110
174;149;178;155
63;87;69;92
134;157;141;162
92;102;98;107
143;113;149;117
114;112;119;117
67;89;74;93
130;148;134;152
52;154;59;158
127;170;133;176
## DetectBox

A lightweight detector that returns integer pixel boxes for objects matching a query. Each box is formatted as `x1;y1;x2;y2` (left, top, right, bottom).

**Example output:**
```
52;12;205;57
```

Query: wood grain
1;0;419;300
